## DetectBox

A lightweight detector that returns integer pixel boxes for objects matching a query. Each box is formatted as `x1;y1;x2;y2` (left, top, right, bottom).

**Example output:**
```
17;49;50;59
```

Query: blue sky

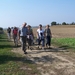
0;0;75;28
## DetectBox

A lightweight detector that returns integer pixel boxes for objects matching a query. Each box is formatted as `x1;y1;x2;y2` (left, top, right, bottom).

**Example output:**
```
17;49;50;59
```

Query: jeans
27;39;32;46
37;38;45;47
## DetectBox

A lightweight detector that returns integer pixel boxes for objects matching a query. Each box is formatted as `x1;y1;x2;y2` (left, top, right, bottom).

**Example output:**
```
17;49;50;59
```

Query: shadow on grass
0;40;12;43
0;44;12;49
59;45;75;50
0;55;33;64
0;37;8;39
1;39;22;49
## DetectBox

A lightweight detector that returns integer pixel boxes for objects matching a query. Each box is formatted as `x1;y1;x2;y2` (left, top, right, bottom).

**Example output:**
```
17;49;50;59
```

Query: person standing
19;22;28;54
37;24;45;49
45;25;52;48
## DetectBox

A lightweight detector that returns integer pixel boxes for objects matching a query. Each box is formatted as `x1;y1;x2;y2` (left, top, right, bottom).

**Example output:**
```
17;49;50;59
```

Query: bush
0;27;3;31
0;27;3;34
62;22;66;25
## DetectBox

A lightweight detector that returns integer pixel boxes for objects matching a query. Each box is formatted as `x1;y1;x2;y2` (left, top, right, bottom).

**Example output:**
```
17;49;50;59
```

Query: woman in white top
37;24;45;49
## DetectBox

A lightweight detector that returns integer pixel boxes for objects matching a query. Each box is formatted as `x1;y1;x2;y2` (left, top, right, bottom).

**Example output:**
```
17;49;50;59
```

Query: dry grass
32;25;75;38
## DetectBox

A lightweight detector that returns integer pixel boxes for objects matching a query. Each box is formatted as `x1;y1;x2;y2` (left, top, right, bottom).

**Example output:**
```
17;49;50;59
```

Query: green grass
0;33;41;75
52;38;75;50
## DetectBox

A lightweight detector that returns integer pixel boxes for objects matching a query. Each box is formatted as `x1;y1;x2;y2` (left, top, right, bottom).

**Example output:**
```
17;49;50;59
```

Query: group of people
7;22;52;54
7;26;19;46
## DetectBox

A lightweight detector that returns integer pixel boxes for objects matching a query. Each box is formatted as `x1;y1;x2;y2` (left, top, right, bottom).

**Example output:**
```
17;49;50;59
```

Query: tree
0;27;3;31
70;22;75;25
51;21;57;26
57;23;61;25
62;22;66;25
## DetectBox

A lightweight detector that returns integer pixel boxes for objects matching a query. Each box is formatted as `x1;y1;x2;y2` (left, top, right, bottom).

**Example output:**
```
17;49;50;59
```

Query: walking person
13;27;18;46
7;27;11;40
19;22;28;54
11;27;14;38
37;24;45;49
27;25;34;50
45;25;52;48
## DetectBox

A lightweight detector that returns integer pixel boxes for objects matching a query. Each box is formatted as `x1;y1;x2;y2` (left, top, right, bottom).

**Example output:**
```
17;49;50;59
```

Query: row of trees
51;21;75;26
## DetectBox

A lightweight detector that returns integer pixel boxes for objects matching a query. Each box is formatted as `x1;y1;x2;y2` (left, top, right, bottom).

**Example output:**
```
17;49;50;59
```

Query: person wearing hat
19;22;28;54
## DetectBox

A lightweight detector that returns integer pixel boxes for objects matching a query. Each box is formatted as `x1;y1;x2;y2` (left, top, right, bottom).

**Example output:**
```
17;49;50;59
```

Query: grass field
50;25;75;50
0;25;75;75
52;38;75;50
0;33;40;75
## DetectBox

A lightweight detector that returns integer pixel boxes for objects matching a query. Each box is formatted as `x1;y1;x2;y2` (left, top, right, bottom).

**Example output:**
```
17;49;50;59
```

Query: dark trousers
27;39;32;46
37;38;45;47
46;36;51;46
21;36;27;52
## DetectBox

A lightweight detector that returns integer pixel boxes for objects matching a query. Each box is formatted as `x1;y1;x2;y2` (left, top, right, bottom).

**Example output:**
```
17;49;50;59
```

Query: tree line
51;21;75;26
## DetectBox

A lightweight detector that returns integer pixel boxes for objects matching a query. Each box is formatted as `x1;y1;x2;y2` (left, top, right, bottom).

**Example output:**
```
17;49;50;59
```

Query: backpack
13;29;18;35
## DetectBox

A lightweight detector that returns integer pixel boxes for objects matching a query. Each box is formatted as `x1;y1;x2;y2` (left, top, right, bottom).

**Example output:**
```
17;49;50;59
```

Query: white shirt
37;29;45;39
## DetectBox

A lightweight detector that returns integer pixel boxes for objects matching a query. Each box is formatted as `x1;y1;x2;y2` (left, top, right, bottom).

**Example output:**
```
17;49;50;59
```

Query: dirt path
12;45;75;75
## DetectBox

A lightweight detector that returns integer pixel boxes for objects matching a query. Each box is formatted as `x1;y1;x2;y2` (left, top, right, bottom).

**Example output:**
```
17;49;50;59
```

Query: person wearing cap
37;24;45;49
19;22;28;54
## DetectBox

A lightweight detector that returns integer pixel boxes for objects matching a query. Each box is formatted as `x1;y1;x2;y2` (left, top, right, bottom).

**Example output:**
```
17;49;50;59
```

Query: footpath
12;42;75;75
